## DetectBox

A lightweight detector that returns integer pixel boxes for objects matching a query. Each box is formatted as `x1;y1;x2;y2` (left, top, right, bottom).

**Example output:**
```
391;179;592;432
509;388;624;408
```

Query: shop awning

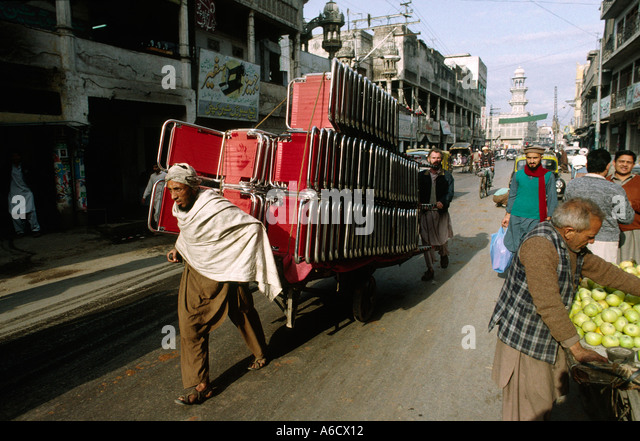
0;121;88;128
425;134;440;144
577;126;595;139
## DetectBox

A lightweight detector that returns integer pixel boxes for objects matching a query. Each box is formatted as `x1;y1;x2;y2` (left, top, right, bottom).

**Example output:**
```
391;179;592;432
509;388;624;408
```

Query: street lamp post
487;105;500;150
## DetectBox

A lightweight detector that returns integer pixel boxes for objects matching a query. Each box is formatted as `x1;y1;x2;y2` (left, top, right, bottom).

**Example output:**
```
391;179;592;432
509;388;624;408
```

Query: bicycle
478;167;492;199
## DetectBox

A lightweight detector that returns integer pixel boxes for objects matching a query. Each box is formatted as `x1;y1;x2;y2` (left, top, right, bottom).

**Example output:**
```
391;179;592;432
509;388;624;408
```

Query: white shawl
173;189;282;301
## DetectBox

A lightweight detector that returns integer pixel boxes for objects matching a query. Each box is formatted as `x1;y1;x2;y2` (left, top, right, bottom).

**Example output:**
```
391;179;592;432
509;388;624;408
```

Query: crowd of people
488;144;640;421
157;144;640;418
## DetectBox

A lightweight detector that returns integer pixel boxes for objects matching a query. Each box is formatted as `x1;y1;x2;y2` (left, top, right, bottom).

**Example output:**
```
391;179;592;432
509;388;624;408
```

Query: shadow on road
0;255;170;315
0;283;180;420
369;232;490;321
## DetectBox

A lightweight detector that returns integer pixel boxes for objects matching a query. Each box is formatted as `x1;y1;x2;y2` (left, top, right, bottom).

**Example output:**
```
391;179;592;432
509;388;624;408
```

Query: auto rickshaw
449;143;473;173
406;148;451;171
511;152;566;201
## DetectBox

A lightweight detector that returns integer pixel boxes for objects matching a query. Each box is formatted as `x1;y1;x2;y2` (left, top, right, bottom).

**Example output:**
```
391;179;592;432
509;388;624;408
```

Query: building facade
600;0;640;153
574;1;640;154
0;0;306;234
573;50;601;148
306;20;487;152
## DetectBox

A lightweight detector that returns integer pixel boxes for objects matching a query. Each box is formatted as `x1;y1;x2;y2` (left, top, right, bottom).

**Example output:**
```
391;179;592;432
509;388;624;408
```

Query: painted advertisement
74;149;87;211
628;83;640;110
594;95;610;120
53;146;72;213
198;48;260;122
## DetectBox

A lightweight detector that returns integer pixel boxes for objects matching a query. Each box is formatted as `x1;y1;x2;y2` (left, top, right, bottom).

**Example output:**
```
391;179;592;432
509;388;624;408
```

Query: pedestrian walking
164;163;282;405
141;163;166;226
418;149;454;281
560;148;569;173
472;148;481;172
501;145;558;254
571;148;588;179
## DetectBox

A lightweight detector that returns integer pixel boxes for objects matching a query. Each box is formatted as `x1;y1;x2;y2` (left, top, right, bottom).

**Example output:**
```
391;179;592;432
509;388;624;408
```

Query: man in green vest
501;145;558;253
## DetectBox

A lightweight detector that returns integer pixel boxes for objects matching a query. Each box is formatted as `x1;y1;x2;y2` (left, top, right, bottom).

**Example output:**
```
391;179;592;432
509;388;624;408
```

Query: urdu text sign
198;49;260;122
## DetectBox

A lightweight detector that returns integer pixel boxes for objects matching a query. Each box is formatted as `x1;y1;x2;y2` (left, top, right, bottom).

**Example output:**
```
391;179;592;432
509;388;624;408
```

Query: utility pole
487;105;500;150
595;37;603;150
349;0;415;30
350;1;420;77
552;86;559;151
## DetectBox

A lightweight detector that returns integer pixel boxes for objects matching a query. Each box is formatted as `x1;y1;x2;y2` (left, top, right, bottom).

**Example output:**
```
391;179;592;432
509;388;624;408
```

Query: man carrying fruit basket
488;197;640;421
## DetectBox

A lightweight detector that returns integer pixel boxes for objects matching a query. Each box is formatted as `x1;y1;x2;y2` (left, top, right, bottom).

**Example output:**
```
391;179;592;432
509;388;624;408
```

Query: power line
408;3;453;55
459;0;600;4
490;39;597;72
528;0;601;38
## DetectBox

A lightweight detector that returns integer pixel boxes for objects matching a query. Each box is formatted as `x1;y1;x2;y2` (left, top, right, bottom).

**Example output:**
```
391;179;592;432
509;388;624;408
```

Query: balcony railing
604;16;640;61
617;16;639;47
612;85;628;111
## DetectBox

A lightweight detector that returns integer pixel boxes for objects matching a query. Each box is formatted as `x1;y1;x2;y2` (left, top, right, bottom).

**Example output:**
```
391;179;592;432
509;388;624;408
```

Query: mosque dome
323;1;342;19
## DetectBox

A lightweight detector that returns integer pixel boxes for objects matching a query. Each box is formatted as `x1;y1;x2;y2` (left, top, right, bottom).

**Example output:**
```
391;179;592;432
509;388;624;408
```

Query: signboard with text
627;83;640;110
197;48;260;122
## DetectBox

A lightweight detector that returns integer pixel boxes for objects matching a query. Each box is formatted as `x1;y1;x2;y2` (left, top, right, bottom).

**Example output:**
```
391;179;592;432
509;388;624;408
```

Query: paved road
1;159;591;421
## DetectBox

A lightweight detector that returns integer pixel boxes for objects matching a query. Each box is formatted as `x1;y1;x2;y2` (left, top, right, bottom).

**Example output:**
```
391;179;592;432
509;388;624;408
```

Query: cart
449;143;473;173
148;59;428;328
567;345;640;420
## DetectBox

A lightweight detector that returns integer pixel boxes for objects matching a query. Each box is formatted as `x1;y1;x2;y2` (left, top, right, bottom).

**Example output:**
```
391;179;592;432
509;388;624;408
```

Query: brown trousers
492;339;569;421
178;263;267;388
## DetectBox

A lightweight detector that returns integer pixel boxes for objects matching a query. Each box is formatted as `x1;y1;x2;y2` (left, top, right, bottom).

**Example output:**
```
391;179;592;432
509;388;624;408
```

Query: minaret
509;66;529;115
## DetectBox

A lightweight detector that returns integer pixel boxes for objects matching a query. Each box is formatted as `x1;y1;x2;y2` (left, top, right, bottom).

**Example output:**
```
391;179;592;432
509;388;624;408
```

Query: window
620;65;633;88
232;46;244;59
207;39;220;52
84;0;179;57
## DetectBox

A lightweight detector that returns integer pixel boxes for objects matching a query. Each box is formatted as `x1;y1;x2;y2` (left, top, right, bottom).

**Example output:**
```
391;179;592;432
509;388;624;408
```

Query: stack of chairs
152;59;421;268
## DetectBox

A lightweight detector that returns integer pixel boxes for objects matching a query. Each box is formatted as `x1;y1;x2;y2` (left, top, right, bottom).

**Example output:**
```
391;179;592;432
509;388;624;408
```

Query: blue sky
303;0;604;129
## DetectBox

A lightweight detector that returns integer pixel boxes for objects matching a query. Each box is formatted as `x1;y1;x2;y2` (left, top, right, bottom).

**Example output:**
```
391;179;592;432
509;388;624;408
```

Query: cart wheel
352;276;377;322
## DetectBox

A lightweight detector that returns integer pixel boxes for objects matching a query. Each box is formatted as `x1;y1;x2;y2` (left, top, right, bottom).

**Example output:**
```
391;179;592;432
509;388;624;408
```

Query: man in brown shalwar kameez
165;163;282;406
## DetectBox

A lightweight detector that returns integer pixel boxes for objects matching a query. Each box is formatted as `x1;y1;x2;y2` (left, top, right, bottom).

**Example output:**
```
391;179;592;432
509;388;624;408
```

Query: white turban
165;163;201;188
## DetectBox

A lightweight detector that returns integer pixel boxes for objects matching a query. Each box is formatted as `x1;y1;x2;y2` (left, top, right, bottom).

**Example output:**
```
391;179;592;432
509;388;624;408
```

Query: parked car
505;148;518;160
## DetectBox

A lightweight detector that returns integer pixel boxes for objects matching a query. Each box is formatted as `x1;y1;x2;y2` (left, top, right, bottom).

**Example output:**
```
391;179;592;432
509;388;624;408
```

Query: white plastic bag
490;227;513;273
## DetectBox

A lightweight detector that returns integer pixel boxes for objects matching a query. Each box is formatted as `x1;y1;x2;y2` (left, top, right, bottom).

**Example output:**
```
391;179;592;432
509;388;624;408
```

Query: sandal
421;269;434;281
174;384;214;406
247;357;267;371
